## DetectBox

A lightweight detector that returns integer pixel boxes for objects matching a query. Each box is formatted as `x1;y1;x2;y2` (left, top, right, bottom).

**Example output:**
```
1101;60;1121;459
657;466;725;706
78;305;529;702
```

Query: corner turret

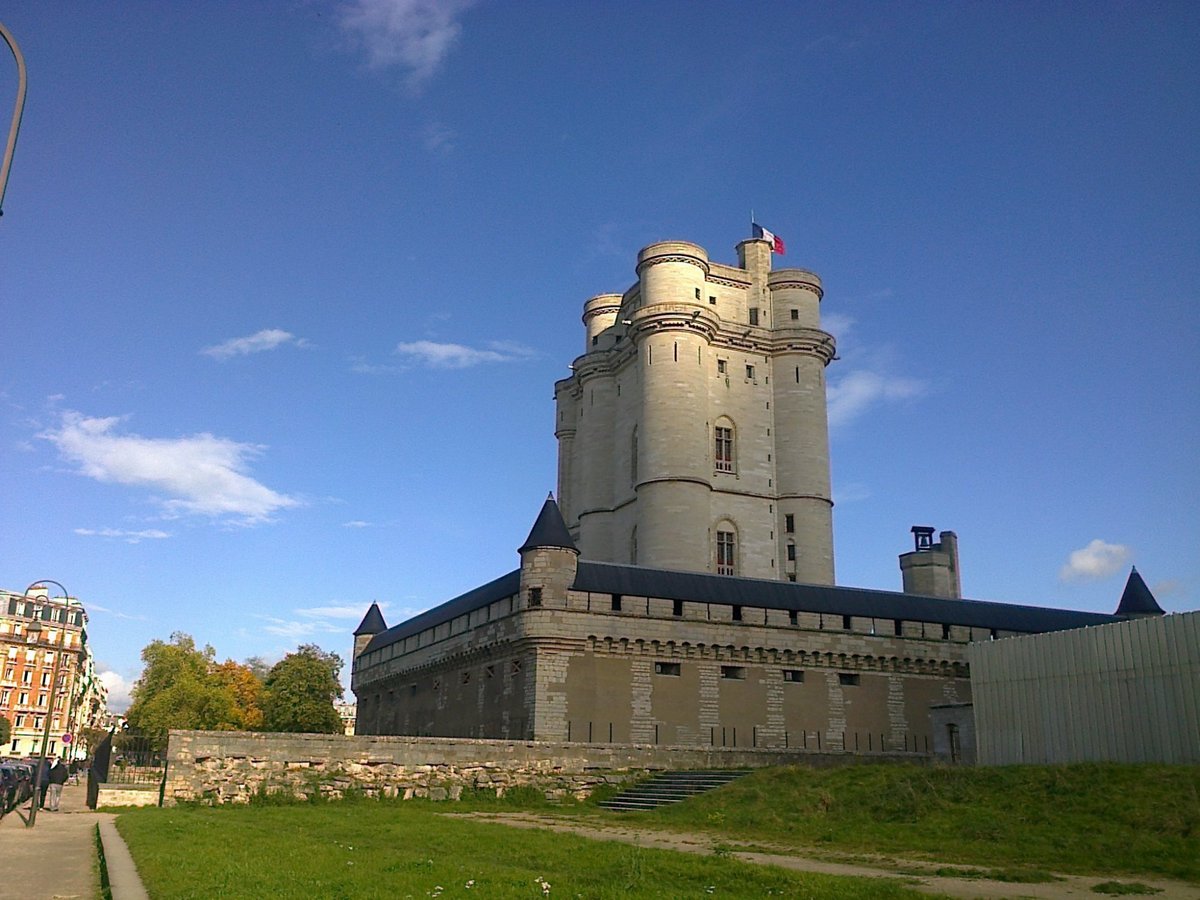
519;493;579;608
353;602;387;659
1115;567;1165;618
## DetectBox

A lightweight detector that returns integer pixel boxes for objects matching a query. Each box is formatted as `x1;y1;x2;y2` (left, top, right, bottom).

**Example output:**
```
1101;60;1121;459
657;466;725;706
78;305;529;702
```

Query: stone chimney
899;526;961;599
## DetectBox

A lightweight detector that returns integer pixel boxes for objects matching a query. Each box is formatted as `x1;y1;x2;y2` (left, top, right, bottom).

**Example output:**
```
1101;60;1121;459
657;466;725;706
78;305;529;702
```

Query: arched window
715;522;737;575
714;417;735;473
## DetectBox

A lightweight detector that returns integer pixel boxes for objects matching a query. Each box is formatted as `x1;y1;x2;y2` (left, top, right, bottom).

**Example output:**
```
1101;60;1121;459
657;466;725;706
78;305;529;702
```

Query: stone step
599;769;749;812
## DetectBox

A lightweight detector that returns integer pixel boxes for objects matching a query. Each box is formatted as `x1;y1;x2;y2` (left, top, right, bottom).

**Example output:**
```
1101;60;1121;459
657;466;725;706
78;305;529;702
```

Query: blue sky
2;2;1196;711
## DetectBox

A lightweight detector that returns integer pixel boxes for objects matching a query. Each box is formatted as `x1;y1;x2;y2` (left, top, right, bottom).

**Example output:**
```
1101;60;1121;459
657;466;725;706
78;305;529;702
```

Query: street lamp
0;19;28;217
22;579;69;829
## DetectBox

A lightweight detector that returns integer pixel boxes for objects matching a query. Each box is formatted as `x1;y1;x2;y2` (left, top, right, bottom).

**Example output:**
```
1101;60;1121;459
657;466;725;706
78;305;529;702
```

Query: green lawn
115;762;1200;896
618;762;1200;882
115;801;927;899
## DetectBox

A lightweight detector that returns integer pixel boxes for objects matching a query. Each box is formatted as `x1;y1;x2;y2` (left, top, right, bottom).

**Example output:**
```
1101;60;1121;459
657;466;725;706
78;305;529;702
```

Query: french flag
752;223;785;255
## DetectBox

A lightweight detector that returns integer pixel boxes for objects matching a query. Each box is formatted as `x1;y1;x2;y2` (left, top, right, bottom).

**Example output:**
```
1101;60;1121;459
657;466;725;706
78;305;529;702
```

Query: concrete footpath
0;778;150;900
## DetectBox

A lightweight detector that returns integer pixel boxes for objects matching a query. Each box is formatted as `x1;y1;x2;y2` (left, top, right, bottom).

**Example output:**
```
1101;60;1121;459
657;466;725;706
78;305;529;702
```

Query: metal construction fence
87;728;168;808
563;720;931;753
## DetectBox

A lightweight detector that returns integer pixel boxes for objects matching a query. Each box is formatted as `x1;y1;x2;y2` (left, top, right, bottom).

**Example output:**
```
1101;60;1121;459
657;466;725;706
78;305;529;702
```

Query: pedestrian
35;757;51;809
47;757;69;811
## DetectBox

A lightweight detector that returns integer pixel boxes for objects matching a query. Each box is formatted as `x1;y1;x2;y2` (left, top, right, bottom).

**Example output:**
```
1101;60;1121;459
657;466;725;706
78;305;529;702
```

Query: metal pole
0;20;28;216
23;580;69;829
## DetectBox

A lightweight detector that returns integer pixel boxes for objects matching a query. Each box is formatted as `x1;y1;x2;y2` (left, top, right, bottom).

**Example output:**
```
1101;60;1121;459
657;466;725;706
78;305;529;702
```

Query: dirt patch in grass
451;811;1200;900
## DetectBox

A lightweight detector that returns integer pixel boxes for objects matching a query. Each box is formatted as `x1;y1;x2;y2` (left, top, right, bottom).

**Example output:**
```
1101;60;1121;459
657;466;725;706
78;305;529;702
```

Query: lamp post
0;19;28;217
22;579;69;828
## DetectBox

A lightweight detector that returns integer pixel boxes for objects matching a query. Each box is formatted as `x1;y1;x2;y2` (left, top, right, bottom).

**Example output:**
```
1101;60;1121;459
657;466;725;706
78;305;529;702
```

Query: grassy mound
115;801;926;899
639;762;1199;881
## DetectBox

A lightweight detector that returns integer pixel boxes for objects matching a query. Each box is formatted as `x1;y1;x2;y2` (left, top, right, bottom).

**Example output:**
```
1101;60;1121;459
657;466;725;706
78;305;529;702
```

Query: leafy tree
78;726;109;755
126;633;235;738
0;715;10;745
211;660;265;730
262;645;344;734
243;655;272;682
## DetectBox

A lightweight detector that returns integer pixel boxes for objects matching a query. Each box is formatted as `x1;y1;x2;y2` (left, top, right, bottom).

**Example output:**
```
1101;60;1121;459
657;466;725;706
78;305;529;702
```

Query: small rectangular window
894;620;903;636
611;594;622;612
528;587;542;607
942;623;951;640
749;308;759;326
654;662;681;676
461;671;471;684
842;614;852;630
485;665;495;678
787;573;796;582
717;359;727;374
709;295;717;305
721;665;746;680
746;364;755;380
673;599;683;617
783;669;804;683
732;605;742;621
786;544;796;561
785;514;794;533
838;673;860;686
790;308;799;320
695;287;701;299
788;609;798;625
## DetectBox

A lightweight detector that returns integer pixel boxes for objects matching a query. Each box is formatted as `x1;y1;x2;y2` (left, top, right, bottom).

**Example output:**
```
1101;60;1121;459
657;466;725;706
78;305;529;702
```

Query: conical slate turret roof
1115;567;1165;617
518;493;577;554
354;601;387;636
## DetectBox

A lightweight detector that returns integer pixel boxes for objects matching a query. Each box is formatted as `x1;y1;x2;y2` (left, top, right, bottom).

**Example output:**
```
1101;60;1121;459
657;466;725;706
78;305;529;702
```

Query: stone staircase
599;769;749;812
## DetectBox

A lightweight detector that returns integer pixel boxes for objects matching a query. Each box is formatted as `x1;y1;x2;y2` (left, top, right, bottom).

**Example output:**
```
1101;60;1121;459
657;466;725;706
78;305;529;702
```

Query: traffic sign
62;733;72;744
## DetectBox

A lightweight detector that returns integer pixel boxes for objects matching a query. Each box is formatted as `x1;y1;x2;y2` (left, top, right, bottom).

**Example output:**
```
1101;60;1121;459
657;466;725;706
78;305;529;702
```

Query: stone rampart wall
164;730;925;805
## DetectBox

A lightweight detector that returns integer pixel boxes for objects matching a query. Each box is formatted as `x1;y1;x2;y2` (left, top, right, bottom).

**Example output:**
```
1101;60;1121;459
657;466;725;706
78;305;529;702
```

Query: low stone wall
164;730;927;806
97;783;161;808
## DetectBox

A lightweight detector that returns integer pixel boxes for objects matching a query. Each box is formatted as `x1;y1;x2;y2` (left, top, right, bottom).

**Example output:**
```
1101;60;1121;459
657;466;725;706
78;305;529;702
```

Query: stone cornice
584;634;968;678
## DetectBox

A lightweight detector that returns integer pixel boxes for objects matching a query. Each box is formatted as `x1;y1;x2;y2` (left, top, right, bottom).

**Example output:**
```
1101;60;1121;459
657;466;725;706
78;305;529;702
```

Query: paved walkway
0;778;148;900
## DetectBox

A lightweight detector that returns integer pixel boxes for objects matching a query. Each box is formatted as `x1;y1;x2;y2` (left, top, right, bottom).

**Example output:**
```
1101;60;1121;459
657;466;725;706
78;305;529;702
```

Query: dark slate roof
1115;567;1165;616
363;570;521;654
354;602;387;636
361;559;1123;656
573;561;1122;634
517;494;577;554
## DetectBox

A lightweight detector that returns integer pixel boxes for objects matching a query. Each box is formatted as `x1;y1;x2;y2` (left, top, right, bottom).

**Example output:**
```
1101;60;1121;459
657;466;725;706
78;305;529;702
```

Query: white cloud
98;669;134;713
1059;539;1131;582
423;121;455;154
821;312;855;338
86;603;148;622
338;0;475;85
343;520;372;528
296;604;381;619
1152;579;1182;598
41;411;300;524
827;370;924;430
201;329;309;360
255;613;345;640
832;481;871;504
75;527;171;543
393;340;535;369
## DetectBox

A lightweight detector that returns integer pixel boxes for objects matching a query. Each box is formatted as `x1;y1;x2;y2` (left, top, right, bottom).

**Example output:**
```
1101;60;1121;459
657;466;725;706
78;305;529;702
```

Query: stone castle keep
556;239;835;585
351;236;1142;751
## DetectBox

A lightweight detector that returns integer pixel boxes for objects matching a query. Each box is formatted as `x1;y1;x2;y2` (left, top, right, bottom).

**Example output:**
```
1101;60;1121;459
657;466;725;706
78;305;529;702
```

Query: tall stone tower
555;236;837;584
